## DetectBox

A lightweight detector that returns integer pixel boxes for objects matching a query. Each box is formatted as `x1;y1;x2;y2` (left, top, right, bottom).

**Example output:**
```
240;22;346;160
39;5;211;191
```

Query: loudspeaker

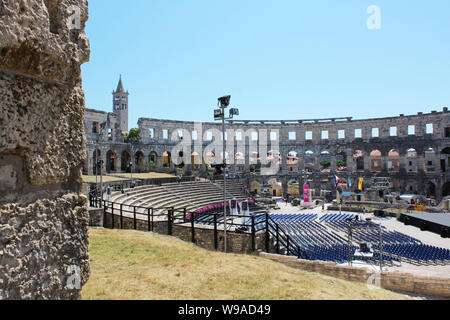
360;243;370;253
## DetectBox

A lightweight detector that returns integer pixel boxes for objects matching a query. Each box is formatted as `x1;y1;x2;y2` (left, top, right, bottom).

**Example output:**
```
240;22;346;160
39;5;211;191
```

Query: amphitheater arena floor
269;203;450;279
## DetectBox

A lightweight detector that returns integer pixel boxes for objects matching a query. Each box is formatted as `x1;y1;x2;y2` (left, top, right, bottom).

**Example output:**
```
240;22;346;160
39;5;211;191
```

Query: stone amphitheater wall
0;0;90;299
86;109;450;200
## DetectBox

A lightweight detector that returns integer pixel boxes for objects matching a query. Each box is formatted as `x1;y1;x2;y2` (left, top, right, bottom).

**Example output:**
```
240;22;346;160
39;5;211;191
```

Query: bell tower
112;75;129;133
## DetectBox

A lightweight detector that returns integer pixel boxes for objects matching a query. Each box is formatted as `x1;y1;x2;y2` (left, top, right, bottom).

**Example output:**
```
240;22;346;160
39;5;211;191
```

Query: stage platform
399;213;450;238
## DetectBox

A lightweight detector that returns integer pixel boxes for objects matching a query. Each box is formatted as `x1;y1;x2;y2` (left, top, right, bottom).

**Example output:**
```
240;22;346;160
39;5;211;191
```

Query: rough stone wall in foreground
0;0;90;299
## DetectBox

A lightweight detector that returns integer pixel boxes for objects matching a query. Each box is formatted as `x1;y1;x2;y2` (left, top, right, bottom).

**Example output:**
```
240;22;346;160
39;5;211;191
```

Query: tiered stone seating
106;181;249;219
214;179;248;199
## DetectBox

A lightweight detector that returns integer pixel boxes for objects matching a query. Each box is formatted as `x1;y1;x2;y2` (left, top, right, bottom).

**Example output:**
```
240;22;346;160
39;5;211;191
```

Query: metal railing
90;197;307;258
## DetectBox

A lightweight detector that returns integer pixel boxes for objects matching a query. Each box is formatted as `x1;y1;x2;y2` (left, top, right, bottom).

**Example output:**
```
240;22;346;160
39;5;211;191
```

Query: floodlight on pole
218;95;231;108
213;95;239;253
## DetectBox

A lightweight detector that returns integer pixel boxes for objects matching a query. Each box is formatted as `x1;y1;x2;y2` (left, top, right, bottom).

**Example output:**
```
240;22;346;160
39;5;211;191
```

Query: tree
336;160;346;168
320;160;331;168
124;128;140;143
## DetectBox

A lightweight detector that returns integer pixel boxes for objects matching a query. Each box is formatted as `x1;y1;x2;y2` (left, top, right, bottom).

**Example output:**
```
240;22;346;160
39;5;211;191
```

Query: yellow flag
358;177;364;191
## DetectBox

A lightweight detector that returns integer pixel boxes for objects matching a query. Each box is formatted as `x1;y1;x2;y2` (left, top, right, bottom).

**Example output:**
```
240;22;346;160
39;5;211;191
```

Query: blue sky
82;0;450;129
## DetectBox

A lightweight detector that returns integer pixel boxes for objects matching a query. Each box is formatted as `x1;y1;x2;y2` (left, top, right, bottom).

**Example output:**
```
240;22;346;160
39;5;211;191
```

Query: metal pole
100;160;103;207
120;204;123;229
348;225;352;267
379;225;383;272
222;106;227;253
95;146;98;197
251;215;255;252
191;212;195;244
214;214;218;250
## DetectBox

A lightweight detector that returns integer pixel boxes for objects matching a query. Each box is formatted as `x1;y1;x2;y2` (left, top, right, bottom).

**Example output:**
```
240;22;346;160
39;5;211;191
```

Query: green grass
82;228;409;300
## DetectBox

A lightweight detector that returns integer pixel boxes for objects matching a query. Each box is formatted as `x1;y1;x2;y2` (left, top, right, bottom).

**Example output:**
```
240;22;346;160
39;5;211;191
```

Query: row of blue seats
259;213;450;264
378;244;450;262
300;244;400;263
302;245;352;263
325;220;422;245
290;221;347;244
269;214;318;222
279;222;335;246
319;213;354;222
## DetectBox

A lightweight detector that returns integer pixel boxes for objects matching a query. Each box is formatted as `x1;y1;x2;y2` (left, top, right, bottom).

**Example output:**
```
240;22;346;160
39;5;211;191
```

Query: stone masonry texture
0;0;90;299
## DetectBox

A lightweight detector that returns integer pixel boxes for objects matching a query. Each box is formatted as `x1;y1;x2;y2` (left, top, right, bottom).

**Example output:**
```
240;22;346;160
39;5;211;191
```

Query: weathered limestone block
0;0;90;299
0;194;89;299
0;72;86;186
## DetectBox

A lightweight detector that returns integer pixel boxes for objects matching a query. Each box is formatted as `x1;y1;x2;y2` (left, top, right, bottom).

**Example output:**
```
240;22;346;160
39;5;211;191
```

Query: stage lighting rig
212;95;239;253
218;95;231;108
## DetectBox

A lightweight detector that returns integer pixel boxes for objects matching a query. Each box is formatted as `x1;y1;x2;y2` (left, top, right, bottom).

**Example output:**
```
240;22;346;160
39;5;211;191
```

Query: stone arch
106;150;116;173
406;148;418;172
405;182;417;194
440;147;450;172
235;152;245;170
304;150;315;172
442;181;450;198
191;152;201;168
287;151;298;173
353;149;364;171
149;151;159;169
267;150;281;172
388;149;400;172
121;150;131;172
287;179;300;196
163;151;172;168
425;181;436;199
369;150;382;172
249;151;259;163
268;178;282;197
249;152;260;173
336;151;347;171
319;150;331;172
135;151;145;172
424;148;436;172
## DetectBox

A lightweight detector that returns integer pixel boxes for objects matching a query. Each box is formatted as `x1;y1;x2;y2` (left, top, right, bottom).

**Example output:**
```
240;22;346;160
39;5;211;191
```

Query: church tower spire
112;75;129;133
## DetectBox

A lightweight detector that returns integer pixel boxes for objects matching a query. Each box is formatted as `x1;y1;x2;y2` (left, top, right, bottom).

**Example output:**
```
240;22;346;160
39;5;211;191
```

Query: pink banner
303;185;310;203
186;198;255;221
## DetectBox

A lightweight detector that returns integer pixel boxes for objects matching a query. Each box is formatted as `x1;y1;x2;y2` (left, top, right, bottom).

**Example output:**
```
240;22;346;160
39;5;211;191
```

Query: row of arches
87;146;449;175
249;179;450;200
88;149;177;174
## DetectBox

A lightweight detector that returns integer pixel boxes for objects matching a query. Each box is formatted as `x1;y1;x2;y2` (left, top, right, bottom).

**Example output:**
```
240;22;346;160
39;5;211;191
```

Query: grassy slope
83;228;408;300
